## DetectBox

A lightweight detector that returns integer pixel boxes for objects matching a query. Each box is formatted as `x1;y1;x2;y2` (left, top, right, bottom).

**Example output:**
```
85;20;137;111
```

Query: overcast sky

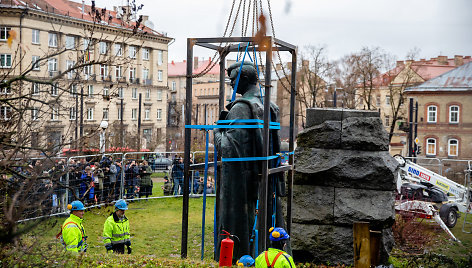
94;0;472;63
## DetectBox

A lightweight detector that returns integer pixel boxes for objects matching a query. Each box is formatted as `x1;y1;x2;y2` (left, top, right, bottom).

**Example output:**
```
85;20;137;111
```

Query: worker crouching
255;227;296;268
103;199;131;254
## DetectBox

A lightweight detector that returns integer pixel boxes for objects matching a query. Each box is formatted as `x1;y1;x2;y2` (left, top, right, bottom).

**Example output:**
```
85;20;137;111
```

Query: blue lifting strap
201;130;210;260
231;42;251;102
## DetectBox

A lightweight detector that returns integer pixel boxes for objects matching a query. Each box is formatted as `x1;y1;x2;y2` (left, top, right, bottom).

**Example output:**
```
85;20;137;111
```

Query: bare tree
0;1;148;245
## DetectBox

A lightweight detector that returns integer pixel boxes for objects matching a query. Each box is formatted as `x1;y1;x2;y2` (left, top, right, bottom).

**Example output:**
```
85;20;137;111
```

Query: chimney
437;55;448;65
194;57;199;70
142;15;149;24
396;60;404;67
171;60;174;65
454;55;464;66
302;60;309;68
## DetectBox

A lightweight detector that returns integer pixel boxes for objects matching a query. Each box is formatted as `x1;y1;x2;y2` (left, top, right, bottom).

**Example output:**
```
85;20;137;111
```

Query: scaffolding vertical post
287;48;297;235
181;38;194;259
259;36;272;252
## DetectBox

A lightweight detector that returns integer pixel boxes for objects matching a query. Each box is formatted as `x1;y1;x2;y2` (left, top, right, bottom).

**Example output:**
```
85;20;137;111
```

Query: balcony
144;79;152;85
102;75;112;82
48;71;58;77
117;77;126;83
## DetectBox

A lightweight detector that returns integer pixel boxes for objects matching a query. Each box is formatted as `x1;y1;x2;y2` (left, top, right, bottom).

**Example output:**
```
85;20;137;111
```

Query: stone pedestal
292;108;396;265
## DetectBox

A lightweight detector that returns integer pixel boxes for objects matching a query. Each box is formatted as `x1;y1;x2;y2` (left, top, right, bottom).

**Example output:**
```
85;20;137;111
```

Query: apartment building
356;55;472;155
405;61;472;159
0;0;172;153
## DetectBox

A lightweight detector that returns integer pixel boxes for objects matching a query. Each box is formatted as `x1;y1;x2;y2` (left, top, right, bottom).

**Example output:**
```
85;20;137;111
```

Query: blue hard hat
68;200;85;211
269;227;290;242
115;199;128;210
237;255;255;266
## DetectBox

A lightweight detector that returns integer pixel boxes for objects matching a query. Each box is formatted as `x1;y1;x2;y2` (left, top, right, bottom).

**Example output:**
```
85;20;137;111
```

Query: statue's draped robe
215;87;286;261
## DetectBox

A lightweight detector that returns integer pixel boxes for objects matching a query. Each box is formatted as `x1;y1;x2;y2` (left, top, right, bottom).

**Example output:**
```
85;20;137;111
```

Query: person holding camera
139;161;153;198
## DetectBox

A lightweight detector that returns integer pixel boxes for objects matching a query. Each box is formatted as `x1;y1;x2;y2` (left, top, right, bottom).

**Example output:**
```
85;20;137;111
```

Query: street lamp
99;120;108;155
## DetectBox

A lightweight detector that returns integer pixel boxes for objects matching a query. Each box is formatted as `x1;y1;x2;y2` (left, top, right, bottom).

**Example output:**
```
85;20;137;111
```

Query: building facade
0;0;172;154
405;62;472;159
356;56;472;156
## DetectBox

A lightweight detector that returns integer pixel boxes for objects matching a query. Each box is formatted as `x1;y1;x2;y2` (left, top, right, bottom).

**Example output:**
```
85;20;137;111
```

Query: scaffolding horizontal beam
268;165;293;175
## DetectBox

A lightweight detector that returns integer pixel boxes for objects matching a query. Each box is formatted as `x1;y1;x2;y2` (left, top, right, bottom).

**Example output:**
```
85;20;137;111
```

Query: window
117;107;122;120
1;106;12;120
69;107;76;120
32;29;40;44
144;108;150;120
87;85;94;97
449;105;459;124
83;65;92;77
145;88;151;99
426;138;436;156
171;81;176;91
1;27;11;41
427;105;437;123
132;88;137;99
50;83;58;96
448;139;458;157
157;50;163;65
118;87;123;99
157;89;162;100
115;43;122;56
66;60;76;79
51;106;59;120
102;108;109;120
31;107;39;121
83;38;90;50
142;48;150;60
100;64;109;79
157;108;162;120
32;55;40;70
65;35;75;49
48;32;57;47
143;68;149;81
115;66;122;79
87;107;94;120
129;46;136;58
385;115;390;127
129;68;136;81
32;83;40;95
158;70;163;81
103;87;109;96
385;95;390;106
376;95;381;106
69;84;77;96
48;58;57;72
131;108;137;120
0;54;12;68
99;42;108;54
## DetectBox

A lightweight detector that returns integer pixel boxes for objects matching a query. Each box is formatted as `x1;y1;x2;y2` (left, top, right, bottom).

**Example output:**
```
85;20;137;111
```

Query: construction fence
5;151;216;223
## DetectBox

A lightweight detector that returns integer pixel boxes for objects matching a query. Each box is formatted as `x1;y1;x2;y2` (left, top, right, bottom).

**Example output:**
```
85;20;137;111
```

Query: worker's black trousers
112;243;125;254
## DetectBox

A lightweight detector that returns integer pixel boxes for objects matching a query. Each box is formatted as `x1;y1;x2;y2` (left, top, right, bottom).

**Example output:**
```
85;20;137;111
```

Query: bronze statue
215;61;286;261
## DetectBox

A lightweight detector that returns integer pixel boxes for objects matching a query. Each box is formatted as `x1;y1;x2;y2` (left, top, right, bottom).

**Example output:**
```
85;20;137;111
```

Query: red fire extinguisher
219;230;234;267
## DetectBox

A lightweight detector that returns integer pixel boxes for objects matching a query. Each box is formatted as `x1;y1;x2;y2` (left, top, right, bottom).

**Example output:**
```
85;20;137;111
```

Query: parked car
147;153;172;171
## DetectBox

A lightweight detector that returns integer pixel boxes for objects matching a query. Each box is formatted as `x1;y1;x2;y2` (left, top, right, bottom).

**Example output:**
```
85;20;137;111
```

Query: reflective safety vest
59;214;88;253
103;212;130;247
255;248;296;268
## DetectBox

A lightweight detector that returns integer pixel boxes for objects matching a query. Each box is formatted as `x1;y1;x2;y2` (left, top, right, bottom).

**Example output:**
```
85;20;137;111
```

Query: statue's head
227;61;258;94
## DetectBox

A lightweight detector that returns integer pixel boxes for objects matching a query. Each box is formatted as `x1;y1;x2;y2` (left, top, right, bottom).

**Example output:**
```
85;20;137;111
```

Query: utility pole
80;86;84;153
408;98;413;157
333;87;337;107
75;89;78;151
414;101;418;163
137;93;142;151
120;98;124;148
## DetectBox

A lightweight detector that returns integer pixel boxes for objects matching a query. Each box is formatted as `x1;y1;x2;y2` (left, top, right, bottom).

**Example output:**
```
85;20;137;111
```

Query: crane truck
394;155;472;242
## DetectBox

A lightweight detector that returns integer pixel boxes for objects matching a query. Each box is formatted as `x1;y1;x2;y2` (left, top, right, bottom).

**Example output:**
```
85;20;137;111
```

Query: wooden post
369;230;382;267
353;222;371;268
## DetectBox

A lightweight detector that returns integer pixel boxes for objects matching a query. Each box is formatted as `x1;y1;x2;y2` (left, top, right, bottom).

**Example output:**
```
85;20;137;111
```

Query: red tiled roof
373;56;472;86
168;58;220;77
8;0;165;37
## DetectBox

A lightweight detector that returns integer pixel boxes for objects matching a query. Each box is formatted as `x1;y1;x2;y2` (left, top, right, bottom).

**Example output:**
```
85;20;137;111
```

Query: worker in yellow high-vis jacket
58;200;88;253
103;199;131;254
255;227;296;268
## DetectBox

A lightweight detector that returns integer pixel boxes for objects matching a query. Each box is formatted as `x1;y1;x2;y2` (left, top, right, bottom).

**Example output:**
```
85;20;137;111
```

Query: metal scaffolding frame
181;36;297;259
